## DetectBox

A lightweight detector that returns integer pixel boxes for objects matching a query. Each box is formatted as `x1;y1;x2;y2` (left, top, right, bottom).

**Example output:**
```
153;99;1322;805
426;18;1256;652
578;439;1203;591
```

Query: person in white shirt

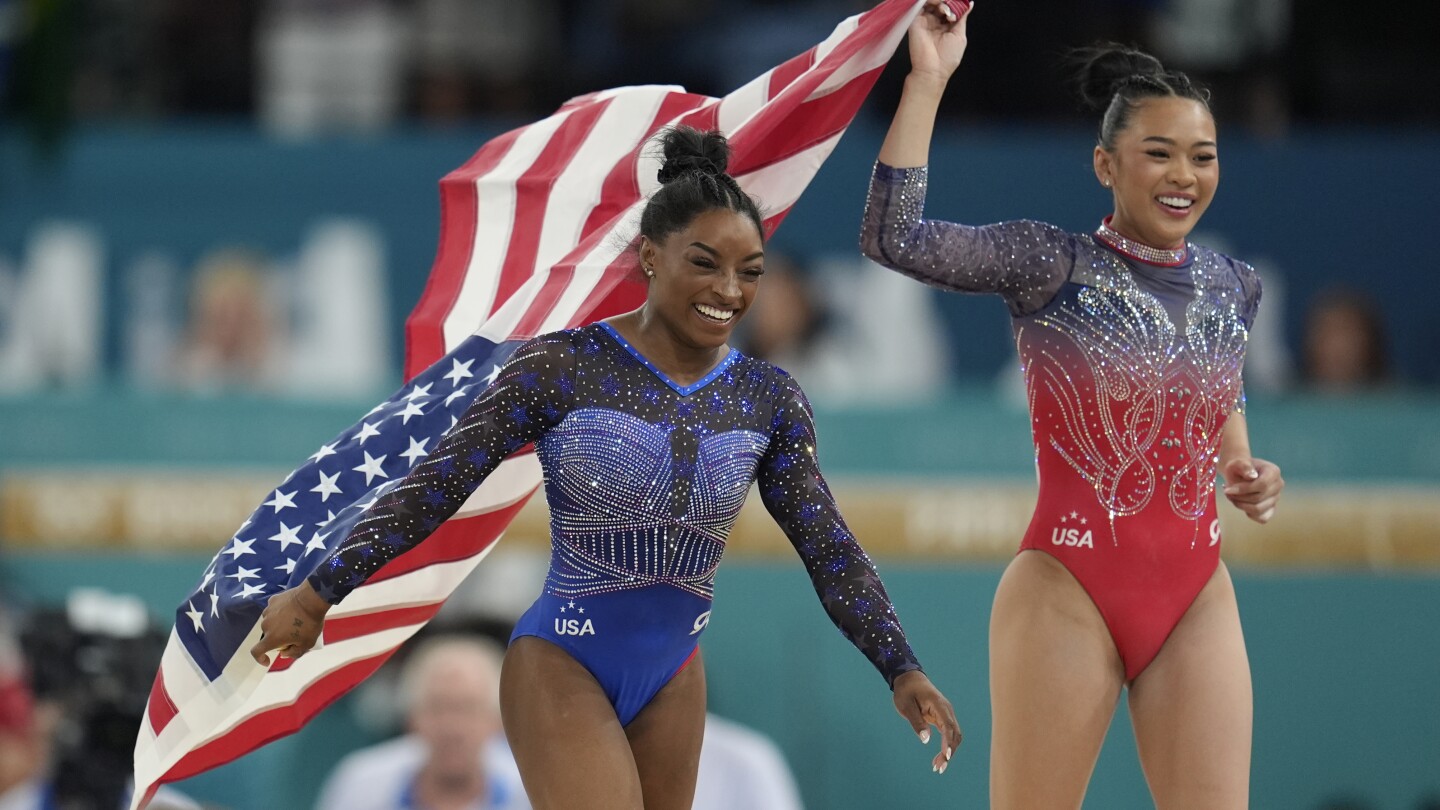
315;636;528;810
693;713;804;810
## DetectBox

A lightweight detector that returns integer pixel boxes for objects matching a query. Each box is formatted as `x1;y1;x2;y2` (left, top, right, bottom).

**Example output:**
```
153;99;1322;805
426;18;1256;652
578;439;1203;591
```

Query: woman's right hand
909;0;973;86
248;582;331;665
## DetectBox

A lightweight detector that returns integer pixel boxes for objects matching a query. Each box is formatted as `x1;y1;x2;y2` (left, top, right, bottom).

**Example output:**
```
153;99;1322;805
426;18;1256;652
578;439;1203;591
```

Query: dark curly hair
638;126;765;245
1073;44;1212;151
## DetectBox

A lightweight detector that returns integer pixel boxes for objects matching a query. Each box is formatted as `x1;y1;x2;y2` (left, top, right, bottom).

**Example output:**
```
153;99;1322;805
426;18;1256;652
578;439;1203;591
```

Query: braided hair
1074;44;1212;151
639;126;765;246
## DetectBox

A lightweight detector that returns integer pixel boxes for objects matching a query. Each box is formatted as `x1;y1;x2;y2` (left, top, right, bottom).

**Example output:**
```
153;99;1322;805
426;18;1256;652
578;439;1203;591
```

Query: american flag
130;2;925;806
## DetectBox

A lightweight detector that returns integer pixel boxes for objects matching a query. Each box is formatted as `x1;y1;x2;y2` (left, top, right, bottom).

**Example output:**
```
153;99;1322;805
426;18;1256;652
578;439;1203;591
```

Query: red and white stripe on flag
131;2;923;806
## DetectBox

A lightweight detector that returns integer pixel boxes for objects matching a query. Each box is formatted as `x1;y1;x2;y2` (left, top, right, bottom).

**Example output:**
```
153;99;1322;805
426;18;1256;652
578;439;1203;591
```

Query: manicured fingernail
1248;470;1259;479
945;746;953;760
919;729;931;744
939;761;948;775
932;763;938;773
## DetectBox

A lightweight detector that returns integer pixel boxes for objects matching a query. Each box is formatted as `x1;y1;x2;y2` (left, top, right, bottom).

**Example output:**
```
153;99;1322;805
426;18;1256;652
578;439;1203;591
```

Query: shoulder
506;329;584;375
740;355;808;409
1196;245;1262;299
1192;245;1258;283
518;328;583;356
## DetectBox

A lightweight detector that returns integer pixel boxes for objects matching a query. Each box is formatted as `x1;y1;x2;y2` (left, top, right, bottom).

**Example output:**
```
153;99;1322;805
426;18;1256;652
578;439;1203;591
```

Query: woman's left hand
891;670;963;774
1222;457;1285;523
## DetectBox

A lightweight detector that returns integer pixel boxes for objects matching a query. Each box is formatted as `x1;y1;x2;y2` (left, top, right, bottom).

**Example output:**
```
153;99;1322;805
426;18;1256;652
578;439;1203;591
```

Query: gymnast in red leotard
861;3;1285;808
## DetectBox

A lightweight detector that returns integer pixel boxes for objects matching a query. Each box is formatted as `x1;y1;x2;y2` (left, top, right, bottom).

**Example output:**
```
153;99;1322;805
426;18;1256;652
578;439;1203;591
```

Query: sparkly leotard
310;323;921;723
861;162;1260;680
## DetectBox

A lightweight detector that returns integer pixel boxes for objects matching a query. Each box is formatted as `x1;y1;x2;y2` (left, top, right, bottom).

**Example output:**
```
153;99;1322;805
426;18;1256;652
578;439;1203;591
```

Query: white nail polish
919;729;931;744
945;746;953;760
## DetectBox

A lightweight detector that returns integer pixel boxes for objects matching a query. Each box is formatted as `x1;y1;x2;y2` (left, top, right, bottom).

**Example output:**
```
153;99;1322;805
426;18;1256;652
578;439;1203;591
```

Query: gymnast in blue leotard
253;126;962;809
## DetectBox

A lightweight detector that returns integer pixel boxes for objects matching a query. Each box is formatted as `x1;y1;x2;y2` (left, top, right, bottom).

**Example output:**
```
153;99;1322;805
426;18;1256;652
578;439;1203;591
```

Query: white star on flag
353;452;389;485
398;400;427;424
404;383;433;402
310;470;343;502
268;522;304;552
309;443;338;462
400;437;429;466
304;530;331;556
263;489;297;513
208;588;220;618
445;385;470;407
356;421;383;445
443;358;474;385
226;566;260;582
275;558;298;576
185;602;204;633
483;365;502;385
236;582;267;600
224;538;256;559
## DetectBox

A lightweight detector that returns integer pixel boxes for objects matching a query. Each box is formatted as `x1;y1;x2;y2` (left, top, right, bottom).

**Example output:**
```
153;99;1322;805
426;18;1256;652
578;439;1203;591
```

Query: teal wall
3;390;1438;481
2;555;1437;809
4;125;1439;383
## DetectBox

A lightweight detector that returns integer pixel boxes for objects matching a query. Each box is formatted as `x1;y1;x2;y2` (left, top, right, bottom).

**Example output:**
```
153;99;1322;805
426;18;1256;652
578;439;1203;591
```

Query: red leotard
862;163;1261;679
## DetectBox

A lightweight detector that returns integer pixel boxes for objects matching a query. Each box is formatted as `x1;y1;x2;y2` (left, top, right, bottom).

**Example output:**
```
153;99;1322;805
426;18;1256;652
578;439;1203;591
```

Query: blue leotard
310;323;921;724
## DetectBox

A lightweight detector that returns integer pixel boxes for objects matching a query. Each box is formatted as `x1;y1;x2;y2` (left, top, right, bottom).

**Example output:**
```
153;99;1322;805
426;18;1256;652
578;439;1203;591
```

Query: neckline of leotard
595;321;741;397
1095;217;1190;267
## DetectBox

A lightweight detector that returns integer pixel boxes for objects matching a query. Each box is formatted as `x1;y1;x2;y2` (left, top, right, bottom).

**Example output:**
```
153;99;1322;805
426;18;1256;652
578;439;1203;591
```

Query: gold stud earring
1103;179;1112;188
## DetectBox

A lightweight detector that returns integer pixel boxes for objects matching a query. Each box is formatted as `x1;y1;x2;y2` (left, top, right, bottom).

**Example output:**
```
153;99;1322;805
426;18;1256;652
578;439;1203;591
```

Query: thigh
990;550;1126;810
1129;561;1252;810
625;648;707;810
500;636;644;810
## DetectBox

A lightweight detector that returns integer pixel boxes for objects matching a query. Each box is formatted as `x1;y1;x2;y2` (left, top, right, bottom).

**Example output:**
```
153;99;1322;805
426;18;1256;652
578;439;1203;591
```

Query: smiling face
638;207;765;353
1094;96;1218;250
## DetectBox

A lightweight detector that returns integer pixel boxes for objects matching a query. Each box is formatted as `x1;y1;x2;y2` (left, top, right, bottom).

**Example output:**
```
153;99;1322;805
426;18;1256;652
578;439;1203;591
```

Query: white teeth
1158;196;1193;209
694;304;733;322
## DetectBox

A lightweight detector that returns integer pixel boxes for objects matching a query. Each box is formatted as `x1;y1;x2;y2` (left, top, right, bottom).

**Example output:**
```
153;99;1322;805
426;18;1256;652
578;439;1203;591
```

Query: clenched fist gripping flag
131;1;925;805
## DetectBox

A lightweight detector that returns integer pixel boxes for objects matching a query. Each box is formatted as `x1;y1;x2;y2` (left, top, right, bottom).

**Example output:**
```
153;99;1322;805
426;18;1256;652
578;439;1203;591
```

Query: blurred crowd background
1;1;1437;809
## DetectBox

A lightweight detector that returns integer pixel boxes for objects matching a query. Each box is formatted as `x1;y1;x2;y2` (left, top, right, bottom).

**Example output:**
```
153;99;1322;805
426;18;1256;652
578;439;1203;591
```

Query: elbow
858;225;906;271
858;227;885;266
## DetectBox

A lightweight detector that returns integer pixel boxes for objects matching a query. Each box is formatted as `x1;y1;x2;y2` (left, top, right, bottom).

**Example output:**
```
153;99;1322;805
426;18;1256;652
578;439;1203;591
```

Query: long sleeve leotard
861;161;1261;680
310;324;919;717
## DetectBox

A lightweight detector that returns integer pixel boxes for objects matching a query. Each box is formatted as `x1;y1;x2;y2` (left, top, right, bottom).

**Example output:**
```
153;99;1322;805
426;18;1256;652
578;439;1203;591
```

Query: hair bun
1073;43;1167;110
655;126;731;185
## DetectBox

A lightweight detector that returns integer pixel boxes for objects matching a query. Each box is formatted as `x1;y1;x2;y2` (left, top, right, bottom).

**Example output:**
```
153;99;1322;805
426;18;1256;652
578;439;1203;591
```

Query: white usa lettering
1051;528;1094;548
554;618;596;636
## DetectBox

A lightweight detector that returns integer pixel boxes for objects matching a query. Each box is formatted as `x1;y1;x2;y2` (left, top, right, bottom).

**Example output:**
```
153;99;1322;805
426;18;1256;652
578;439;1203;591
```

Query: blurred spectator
1149;0;1292;136
737;253;834;377
5;596;201;810
0;223;104;394
314;635;529;810
409;0;557;121
693;712;804;810
0;608;44;810
738;252;950;403
257;0;407;136
175;247;287;394
282;220;393;399
1301;287;1392;393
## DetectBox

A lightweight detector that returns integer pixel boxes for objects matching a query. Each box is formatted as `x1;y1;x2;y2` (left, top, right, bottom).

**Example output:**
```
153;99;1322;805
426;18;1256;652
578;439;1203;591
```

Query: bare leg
500;636;644;810
1129;562;1252;810
990;550;1126;810
626;649;707;810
